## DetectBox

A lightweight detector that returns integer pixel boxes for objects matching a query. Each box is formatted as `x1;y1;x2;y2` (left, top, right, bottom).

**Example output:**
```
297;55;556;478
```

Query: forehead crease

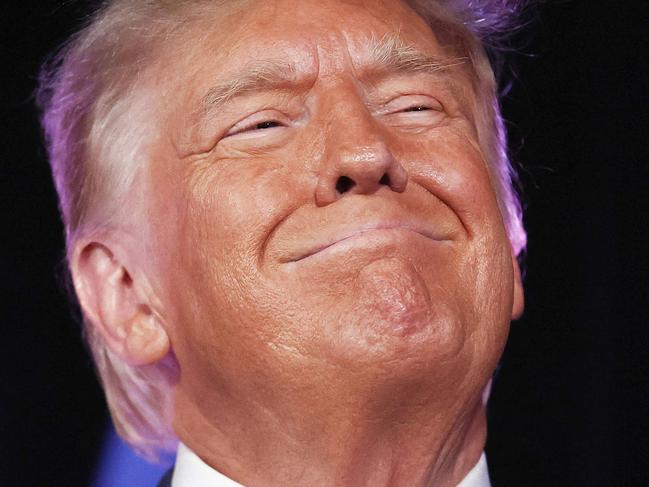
352;32;465;78
196;18;462;119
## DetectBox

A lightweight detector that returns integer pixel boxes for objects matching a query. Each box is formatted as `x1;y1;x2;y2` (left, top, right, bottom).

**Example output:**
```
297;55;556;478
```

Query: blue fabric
91;424;173;487
156;468;174;487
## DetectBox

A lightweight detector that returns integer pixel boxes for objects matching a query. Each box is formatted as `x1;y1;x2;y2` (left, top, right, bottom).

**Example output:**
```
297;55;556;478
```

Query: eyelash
403;105;431;112
255;121;281;129
225;117;285;138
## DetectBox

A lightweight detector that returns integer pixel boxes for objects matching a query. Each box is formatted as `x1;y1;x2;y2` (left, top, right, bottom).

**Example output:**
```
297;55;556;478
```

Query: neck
173;379;487;487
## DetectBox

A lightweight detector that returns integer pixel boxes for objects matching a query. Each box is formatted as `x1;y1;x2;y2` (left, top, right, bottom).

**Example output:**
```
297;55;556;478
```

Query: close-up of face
8;0;647;484
137;0;523;439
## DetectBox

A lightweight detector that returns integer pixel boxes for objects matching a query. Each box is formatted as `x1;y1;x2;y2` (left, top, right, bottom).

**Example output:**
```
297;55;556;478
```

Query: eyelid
224;110;289;138
382;94;444;114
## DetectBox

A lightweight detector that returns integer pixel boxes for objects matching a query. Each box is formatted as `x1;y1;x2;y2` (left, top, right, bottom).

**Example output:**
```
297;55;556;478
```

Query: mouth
288;222;449;263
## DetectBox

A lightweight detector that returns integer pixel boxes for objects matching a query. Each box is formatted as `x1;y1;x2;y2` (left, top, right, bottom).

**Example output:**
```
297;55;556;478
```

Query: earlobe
511;252;525;320
72;241;170;366
123;307;170;365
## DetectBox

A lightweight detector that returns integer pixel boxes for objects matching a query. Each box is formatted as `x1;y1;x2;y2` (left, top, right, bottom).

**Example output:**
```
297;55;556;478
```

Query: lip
287;220;450;263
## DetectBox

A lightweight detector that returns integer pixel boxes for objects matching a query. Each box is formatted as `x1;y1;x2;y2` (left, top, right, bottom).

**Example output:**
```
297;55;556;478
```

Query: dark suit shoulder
156;467;174;487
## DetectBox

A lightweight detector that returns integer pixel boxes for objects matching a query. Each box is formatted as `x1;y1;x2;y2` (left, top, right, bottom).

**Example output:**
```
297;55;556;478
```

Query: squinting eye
381;95;443;117
224;116;286;138
254;121;281;130
403;106;431;112
381;95;445;130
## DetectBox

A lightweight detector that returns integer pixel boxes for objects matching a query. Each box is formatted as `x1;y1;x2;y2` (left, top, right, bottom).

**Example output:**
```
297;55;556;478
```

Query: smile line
292;225;443;262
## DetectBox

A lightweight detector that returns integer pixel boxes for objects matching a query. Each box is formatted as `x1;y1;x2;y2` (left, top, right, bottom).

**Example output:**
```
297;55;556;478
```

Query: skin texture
72;0;524;485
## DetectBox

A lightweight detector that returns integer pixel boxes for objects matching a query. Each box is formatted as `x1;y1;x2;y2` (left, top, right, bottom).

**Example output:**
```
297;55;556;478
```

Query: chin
315;306;468;374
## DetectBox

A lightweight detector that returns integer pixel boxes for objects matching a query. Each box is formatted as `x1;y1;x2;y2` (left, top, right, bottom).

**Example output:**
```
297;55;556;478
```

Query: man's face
145;0;522;419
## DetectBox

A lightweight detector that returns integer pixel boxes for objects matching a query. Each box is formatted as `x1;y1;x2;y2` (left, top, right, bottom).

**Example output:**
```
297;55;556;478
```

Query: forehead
145;0;478;155
167;0;446;78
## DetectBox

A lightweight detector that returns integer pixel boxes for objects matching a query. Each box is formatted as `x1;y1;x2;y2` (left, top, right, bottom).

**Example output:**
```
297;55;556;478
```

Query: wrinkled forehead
146;0;474;129
155;0;453;81
190;0;437;47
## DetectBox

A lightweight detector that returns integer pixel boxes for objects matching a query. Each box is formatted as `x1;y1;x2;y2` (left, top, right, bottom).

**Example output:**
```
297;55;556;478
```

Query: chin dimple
355;257;431;336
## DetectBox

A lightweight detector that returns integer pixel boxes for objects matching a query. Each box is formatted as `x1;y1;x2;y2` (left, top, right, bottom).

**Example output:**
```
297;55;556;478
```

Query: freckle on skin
354;257;432;336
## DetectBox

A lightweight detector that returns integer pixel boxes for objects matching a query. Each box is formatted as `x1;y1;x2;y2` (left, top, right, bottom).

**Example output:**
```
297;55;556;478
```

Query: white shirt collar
172;443;491;487
456;453;491;487
172;443;243;487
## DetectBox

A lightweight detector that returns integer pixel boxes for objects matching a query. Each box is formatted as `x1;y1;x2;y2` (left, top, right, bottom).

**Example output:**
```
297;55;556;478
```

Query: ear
71;241;170;366
511;252;525;320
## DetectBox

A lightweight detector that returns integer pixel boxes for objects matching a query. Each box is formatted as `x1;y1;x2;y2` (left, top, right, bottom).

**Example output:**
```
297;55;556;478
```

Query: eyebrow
200;60;299;118
199;34;465;116
362;32;466;79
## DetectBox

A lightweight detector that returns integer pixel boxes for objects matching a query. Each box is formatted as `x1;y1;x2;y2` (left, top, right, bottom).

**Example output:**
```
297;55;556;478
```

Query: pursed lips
287;221;451;263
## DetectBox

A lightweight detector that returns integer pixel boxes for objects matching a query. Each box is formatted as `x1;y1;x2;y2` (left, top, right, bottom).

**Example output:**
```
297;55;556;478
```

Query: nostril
379;173;390;186
335;176;355;194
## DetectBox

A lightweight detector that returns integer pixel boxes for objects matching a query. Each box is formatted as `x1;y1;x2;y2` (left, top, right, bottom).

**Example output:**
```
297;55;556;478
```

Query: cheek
181;159;295;263
165;157;311;343
399;125;506;247
394;125;514;339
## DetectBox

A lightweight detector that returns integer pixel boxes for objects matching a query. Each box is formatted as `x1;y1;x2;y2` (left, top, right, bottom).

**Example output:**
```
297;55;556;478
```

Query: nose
314;117;408;206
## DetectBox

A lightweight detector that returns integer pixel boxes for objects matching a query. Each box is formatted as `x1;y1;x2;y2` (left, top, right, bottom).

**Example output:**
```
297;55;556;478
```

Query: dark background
2;1;647;486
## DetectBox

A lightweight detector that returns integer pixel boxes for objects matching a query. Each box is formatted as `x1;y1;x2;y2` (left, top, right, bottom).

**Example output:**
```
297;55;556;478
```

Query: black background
2;1;647;486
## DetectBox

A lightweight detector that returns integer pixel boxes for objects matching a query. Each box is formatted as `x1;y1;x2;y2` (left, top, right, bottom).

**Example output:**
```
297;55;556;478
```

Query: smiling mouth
290;225;446;263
